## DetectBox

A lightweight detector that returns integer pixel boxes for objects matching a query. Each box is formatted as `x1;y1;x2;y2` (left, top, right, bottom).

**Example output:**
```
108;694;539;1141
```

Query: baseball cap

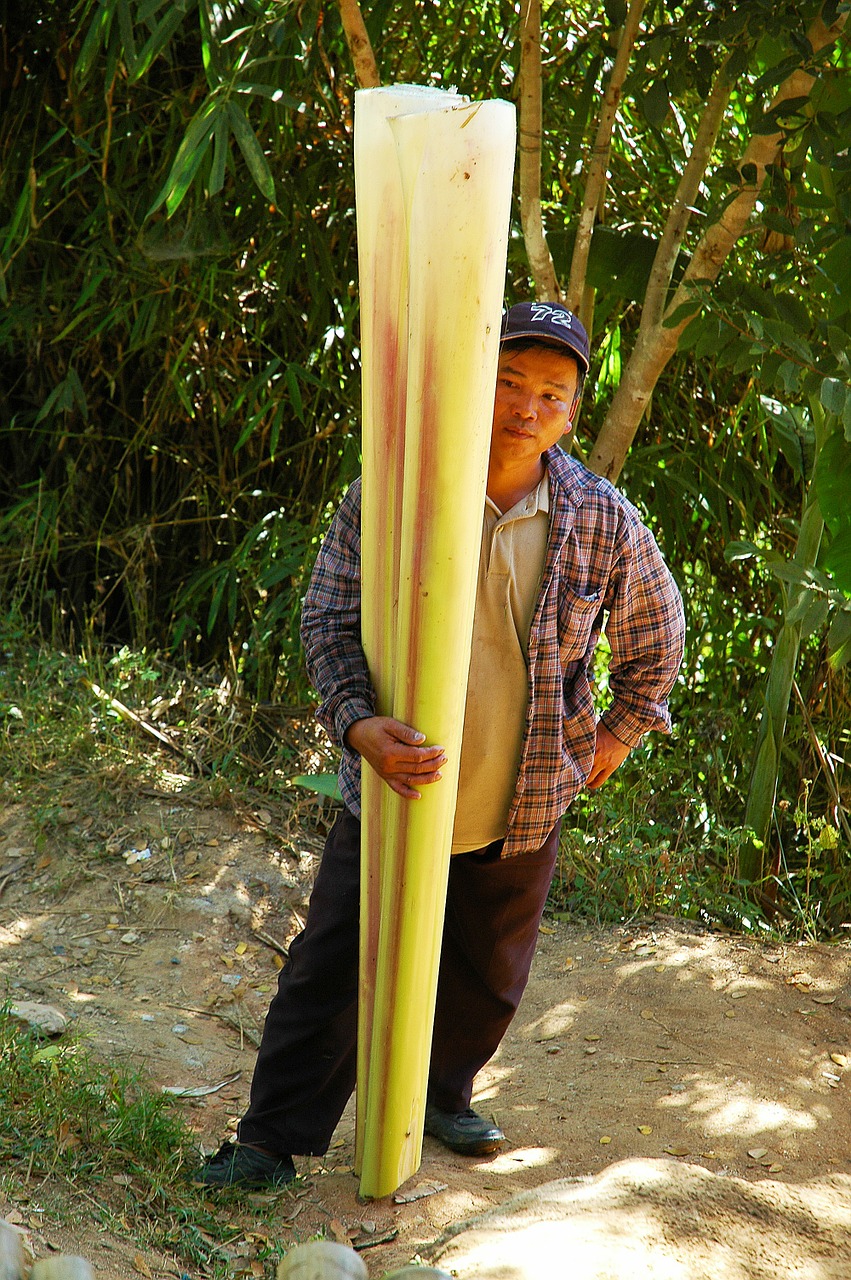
500;302;590;373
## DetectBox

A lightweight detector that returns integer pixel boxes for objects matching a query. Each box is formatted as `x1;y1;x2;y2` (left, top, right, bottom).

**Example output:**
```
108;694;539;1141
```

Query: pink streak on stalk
369;340;441;1154
360;293;407;1117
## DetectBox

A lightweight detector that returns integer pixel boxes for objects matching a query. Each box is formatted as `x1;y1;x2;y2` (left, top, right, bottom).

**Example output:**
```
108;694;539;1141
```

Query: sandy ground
1;789;850;1278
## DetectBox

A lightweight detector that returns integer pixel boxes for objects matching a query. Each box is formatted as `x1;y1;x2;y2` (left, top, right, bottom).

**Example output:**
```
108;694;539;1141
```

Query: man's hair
500;337;587;404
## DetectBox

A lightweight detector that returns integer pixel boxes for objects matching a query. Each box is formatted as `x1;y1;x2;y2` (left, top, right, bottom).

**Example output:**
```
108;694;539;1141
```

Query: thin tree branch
640;52;733;330
565;0;645;317
337;0;381;89
518;0;561;301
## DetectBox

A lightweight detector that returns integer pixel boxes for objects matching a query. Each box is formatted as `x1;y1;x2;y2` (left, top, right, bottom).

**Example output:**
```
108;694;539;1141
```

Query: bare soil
2;788;850;1278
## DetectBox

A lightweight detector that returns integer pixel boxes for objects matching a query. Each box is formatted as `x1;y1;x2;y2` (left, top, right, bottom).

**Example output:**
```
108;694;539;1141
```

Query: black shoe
192;1141;297;1189
424;1104;505;1155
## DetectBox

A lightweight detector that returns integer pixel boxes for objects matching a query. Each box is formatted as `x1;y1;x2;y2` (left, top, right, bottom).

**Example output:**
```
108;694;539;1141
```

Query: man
195;302;685;1189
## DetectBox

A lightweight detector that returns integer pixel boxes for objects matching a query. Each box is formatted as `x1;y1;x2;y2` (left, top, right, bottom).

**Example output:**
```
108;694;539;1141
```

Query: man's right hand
345;716;447;800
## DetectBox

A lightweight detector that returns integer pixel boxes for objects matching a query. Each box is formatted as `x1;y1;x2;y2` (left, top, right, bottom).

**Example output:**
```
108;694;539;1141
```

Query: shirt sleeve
600;510;685;748
299;479;376;746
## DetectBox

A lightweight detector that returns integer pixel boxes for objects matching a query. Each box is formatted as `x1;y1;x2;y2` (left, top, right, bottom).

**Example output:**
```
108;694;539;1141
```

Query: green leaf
76;0;115;83
823;526;851;592
226;101;275;203
827;609;851;670
129;3;187;82
285;364;304;421
820;377;847;417
33;1044;64;1064
815;430;851;529
291;773;343;801
725;540;761;562
643;79;670;129
798;594;829;639
232;82;300;107
117;0;138;76
209;111;229;197
146;101;220;218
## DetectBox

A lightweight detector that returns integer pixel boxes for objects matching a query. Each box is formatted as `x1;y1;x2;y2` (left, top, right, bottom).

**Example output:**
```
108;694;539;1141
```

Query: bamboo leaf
232;81;300;106
147;101;220;218
285;364;304;422
209;111;229;196
76;0;116;83
129;3;188;82
226;101;275;203
117;0;137;75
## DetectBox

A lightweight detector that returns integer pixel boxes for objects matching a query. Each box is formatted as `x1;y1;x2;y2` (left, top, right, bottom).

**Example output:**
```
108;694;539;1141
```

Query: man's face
490;344;580;469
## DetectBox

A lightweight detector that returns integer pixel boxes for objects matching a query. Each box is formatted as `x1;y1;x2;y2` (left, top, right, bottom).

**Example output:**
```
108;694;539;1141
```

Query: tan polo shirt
451;474;550;852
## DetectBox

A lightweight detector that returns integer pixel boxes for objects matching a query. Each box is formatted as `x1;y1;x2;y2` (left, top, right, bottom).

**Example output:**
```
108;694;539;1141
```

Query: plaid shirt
301;446;685;857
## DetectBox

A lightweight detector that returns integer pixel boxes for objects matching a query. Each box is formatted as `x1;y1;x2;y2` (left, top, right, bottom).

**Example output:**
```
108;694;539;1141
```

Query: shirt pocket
556;583;604;665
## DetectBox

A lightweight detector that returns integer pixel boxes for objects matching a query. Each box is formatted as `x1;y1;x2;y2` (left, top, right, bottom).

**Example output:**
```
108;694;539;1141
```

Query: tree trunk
565;0;645;322
337;0;381;88
588;9;847;483
518;0;561;301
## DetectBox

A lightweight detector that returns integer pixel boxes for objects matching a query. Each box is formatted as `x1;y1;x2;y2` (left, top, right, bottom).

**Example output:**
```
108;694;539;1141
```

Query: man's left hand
586;721;631;790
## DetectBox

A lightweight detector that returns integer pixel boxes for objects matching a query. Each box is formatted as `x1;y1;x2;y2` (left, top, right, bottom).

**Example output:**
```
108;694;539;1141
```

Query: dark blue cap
500;302;590;372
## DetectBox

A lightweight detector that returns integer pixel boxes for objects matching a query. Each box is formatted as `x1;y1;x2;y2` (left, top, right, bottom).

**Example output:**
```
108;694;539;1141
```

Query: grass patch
0;1007;308;1275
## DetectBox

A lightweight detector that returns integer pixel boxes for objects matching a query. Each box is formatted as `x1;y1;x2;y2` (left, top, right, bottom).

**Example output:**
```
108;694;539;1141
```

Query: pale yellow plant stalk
355;90;515;1198
353;85;462;1169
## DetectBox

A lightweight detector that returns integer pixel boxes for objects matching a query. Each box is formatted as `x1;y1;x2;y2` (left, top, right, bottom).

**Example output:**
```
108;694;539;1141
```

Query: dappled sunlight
437;1159;851;1280
442;1210;693;1280
199;864;251;903
484;1146;559;1175
1;914;53;950
675;1076;825;1138
523;1000;579;1040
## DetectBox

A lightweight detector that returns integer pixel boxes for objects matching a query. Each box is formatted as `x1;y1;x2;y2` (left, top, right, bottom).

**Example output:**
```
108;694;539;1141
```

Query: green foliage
0;0;848;916
0;0;361;699
0;1009;189;1178
0;1007;293;1274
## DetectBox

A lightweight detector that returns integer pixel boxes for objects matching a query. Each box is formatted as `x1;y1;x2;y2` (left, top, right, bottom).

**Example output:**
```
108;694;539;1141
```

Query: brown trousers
238;806;560;1156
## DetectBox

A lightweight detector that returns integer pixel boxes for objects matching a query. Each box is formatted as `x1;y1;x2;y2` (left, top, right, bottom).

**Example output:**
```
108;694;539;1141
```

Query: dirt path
2;792;850;1278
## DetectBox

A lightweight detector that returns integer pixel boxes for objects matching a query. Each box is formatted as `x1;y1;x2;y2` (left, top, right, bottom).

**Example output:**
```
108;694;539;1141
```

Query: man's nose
512;391;537;420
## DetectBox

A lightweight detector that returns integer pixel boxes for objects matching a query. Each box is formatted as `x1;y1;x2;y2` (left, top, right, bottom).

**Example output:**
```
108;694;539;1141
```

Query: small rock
9;1001;68;1037
120;931;140;945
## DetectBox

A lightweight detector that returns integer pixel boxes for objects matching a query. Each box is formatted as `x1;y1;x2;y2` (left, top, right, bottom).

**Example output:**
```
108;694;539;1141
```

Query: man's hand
345;716;447;800
585;720;631;791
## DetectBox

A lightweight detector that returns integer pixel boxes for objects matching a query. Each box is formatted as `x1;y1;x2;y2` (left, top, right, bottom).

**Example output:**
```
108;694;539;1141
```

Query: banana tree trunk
354;87;516;1198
